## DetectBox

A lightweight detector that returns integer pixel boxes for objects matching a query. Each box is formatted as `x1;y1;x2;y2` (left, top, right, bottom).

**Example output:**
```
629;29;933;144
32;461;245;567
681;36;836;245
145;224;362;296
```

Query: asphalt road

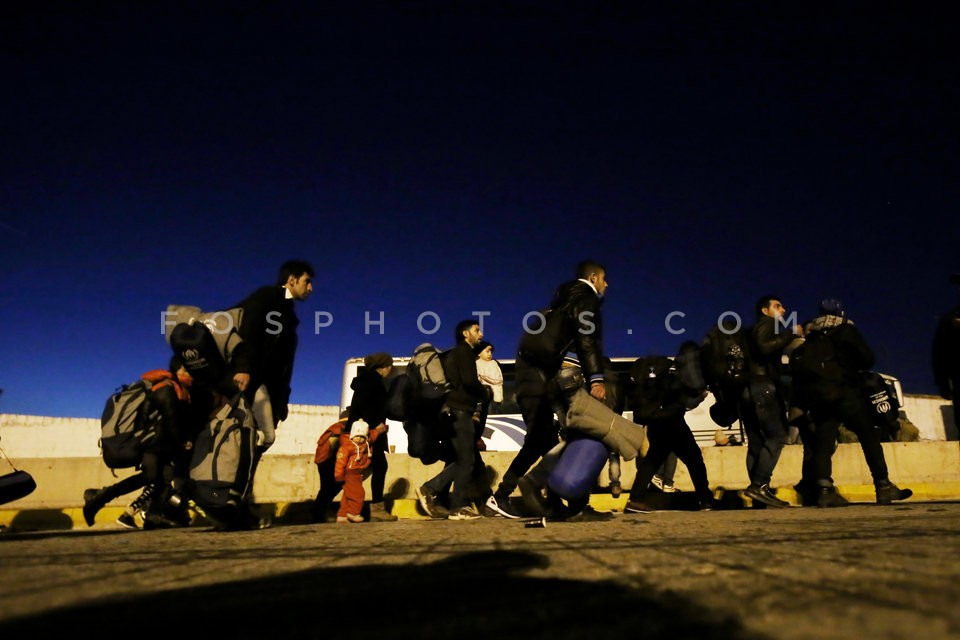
2;501;959;640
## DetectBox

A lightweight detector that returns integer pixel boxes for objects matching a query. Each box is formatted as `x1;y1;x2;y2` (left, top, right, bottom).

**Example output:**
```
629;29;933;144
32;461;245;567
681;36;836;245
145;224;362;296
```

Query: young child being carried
334;419;387;523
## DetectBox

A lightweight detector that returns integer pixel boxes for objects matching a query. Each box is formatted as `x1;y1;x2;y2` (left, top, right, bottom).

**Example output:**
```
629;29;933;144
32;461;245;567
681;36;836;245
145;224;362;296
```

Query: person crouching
334;419;386;523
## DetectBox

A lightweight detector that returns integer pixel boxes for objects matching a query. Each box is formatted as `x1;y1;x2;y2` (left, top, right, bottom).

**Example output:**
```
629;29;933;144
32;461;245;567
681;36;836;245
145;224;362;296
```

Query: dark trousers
952;383;960;438
793;411;819;487
740;381;788;486
370;432;388;503
98;472;147;502
496;393;559;497
425;410;477;510
809;388;889;486
314;459;342;519
629;414;712;502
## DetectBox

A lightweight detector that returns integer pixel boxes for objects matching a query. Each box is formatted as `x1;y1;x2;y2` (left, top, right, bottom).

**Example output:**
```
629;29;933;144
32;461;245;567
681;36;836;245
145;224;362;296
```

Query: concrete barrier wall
5;442;960;512
1;395;954;460
2;395;957;513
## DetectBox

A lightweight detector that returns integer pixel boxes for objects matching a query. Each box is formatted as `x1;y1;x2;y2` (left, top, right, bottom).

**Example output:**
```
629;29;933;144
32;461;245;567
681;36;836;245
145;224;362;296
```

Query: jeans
629;413;712;502
740;381;788;486
425;410;477;510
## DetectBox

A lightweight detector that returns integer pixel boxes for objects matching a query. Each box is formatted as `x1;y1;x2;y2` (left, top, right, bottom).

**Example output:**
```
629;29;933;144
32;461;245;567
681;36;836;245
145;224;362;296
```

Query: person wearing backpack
792;299;912;507
485;260;609;519
623;350;714;513
740;294;803;508
345;352;398;521
415;319;488;520
83;360;197;528
932;273;960;438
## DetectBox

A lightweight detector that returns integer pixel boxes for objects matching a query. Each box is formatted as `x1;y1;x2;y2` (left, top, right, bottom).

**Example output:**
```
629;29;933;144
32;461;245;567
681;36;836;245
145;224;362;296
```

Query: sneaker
610;482;622;498
624;500;655;514
116;512;139;529
345;513;364;523
485;494;522;519
82;488;109;527
817;486;850;508
744;483;790;508
416;485;449;519
517;476;551;517
448;506;482;520
652;475;679;493
335;516;349;523
875;480;912;505
697;497;715;511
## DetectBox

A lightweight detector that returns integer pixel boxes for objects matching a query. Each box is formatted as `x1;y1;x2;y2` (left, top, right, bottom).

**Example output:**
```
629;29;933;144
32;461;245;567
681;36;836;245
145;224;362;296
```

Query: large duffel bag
189;394;257;523
546;437;608;502
0;470;36;506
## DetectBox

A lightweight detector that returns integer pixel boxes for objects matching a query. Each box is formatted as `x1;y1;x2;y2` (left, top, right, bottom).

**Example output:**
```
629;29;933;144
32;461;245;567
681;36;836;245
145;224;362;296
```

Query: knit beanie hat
350;419;370;439
364;352;393;370
818;298;845;317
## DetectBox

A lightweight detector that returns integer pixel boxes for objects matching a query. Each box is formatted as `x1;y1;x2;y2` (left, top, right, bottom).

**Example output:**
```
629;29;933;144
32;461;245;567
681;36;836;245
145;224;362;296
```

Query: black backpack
628;355;682;424
861;371;901;440
384;374;411;422
789;330;846;404
700;320;750;393
675;340;708;408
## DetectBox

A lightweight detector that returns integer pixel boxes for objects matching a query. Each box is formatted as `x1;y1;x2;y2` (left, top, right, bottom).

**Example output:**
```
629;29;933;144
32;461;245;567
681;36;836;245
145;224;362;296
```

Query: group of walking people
84;257;930;529
323;260;916;522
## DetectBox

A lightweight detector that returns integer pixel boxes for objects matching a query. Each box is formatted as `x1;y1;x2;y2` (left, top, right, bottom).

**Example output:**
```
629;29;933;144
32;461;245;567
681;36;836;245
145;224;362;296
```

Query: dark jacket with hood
348;367;389;431
933;306;960;394
442;340;488;412
517;279;606;384
807;314;875;389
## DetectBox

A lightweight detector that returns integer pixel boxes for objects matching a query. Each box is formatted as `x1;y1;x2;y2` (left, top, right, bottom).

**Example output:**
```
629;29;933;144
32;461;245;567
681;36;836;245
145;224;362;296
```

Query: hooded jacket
517;279;606;383
806;315;875;388
347;367;388;432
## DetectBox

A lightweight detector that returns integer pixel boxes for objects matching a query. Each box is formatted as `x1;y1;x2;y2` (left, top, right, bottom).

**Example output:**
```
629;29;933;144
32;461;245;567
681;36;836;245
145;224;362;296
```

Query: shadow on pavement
0;549;766;639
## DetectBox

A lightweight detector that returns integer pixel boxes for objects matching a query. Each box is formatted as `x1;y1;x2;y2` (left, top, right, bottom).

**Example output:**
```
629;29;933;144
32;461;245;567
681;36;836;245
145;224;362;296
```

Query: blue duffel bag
547;437;608;501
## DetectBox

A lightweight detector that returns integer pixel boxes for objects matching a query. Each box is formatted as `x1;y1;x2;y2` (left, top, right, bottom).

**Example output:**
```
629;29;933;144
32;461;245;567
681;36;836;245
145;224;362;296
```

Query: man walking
793;299;911;506
232;259;314;452
485;260;609;518
740;294;799;508
416;319;488;520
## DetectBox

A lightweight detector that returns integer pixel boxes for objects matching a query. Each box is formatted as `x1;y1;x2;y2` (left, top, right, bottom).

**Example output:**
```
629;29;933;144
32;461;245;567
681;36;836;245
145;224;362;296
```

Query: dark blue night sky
1;2;957;417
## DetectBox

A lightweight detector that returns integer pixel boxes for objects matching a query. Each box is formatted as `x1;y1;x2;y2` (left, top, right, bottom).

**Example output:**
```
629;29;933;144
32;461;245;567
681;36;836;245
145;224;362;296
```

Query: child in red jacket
334;419;386;523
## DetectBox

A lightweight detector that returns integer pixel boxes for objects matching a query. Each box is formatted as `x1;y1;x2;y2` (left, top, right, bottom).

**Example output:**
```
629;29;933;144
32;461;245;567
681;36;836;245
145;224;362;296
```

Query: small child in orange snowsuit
334;419;386;523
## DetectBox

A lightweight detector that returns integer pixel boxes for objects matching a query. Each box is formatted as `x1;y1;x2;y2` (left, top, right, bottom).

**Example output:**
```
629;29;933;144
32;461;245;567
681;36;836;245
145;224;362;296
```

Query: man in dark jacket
347;352;398;521
232;259;313;451
416;319;488;520
932;274;960;438
485;260;609;519
740;294;802;508
794;299;911;507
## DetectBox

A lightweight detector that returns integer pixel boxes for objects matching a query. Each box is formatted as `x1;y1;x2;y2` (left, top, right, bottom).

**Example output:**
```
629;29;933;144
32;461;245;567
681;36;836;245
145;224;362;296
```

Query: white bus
341;354;906;453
